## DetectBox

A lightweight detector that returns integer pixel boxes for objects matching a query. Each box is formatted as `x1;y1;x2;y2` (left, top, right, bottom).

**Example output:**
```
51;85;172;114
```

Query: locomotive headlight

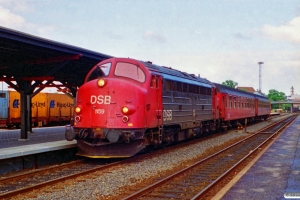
121;105;136;115
122;106;129;114
75;106;82;114
97;78;106;87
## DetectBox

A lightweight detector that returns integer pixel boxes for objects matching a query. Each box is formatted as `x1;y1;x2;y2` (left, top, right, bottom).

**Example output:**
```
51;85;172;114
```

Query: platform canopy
0;26;113;138
0;26;112;94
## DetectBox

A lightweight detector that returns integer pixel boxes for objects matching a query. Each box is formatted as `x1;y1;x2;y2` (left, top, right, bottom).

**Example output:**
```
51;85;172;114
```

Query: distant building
289;94;300;100
287;86;300;112
237;86;266;96
236;87;256;93
287;86;300;100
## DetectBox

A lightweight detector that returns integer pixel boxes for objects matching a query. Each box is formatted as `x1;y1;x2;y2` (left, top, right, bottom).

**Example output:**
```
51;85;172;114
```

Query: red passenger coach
215;84;255;122
254;94;270;119
214;83;270;128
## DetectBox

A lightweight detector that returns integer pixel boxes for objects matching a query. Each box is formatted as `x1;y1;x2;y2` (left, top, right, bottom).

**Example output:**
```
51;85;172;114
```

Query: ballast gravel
18;115;289;200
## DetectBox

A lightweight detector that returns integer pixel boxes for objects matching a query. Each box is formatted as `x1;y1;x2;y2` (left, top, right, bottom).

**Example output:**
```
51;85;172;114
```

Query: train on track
0;91;74;128
65;57;270;158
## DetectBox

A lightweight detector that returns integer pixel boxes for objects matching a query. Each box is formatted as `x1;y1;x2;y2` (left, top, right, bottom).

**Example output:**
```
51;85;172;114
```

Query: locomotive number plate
95;109;105;114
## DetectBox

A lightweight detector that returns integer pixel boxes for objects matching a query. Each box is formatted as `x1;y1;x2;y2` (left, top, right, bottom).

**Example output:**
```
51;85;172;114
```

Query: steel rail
0;132;196;199
0;159;85;183
0;159;123;199
122;115;297;200
191;114;297;199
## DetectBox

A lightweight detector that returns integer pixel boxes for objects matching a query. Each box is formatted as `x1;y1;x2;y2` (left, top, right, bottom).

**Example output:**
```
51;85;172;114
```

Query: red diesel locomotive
65;58;270;158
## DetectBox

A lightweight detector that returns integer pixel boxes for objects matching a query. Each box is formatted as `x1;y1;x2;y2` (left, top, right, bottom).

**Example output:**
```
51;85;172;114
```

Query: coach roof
214;83;255;98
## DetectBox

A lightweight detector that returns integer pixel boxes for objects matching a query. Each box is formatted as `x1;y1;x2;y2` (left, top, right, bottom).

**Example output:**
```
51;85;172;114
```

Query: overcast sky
0;0;299;95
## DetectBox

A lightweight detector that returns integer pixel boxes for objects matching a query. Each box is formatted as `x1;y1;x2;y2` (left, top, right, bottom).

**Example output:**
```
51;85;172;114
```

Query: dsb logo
90;95;111;104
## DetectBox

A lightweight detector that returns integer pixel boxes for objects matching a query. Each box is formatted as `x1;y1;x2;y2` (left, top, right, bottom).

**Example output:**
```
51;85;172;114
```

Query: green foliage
267;89;289;110
267;89;286;101
283;104;291;110
222;80;238;88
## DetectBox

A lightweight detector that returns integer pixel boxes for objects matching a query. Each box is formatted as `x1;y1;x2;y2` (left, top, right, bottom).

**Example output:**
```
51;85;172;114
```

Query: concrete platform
216;115;300;200
0;126;78;174
0;126;77;160
0;140;77;160
0;126;67;149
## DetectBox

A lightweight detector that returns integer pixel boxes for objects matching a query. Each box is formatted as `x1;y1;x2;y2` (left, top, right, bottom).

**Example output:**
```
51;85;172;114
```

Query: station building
287;86;300;112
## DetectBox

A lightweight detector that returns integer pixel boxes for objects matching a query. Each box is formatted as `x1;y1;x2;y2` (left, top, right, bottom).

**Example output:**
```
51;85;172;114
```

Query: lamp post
258;62;264;93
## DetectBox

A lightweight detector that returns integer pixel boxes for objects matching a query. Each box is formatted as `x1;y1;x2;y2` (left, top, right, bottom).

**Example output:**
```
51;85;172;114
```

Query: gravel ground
15;115;291;200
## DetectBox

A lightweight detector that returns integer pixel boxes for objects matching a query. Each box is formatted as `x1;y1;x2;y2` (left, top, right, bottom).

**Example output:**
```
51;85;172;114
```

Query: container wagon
0;91;74;128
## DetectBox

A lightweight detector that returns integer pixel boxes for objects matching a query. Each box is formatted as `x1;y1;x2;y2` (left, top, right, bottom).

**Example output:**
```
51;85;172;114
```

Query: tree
222;80;238;88
267;89;286;101
267;89;288;110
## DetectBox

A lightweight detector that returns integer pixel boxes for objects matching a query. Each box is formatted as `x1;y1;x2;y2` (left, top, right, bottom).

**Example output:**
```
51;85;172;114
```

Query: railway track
0;158;122;199
121;115;297;200
0;115;295;199
0;138;196;199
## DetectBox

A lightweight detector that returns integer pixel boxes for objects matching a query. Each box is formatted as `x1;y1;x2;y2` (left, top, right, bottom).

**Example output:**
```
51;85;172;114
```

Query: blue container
0;91;9;119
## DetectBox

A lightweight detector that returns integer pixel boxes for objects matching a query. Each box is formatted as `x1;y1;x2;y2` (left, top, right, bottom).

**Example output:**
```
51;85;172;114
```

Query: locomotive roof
141;61;213;88
214;83;256;98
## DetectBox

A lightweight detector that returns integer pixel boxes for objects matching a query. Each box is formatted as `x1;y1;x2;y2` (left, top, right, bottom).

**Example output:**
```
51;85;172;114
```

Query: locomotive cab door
146;75;163;127
156;76;163;125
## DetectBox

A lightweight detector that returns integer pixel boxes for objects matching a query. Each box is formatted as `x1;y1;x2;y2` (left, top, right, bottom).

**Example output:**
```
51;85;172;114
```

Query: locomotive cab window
86;62;111;82
115;62;146;83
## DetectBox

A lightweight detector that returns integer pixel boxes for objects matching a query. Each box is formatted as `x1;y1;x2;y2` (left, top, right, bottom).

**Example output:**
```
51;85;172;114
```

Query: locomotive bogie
76;138;146;158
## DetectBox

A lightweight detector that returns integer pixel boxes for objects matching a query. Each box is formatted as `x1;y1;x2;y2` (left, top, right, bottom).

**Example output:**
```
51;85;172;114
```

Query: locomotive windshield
85;63;111;82
114;62;146;83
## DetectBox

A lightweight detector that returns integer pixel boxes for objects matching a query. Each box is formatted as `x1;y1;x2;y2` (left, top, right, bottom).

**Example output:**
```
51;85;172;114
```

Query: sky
0;0;299;95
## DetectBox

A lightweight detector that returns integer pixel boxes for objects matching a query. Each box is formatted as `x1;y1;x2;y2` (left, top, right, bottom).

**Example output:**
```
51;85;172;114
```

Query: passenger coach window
115;62;146;83
86;62;111;82
234;97;236;108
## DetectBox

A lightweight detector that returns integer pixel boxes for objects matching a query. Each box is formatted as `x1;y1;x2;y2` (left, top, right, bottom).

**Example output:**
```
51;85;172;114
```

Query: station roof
0;26;112;90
